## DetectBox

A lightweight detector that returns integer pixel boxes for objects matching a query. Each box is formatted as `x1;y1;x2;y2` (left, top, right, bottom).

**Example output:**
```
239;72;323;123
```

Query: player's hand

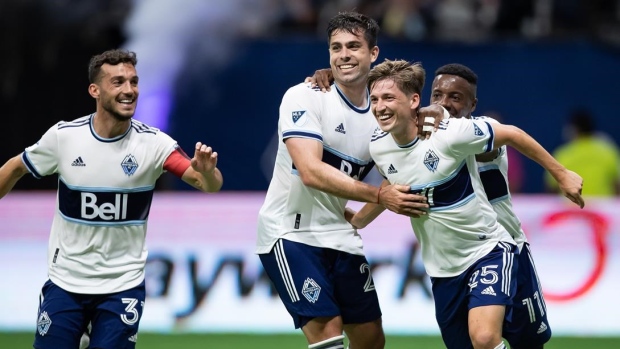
304;68;333;92
416;104;449;139
191;142;218;175
379;184;429;217
557;169;585;208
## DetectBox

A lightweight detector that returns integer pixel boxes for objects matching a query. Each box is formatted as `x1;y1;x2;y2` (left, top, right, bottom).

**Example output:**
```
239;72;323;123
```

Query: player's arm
344;179;392;229
492;123;584;208
165;143;223;192
0;154;30;199
286;138;428;216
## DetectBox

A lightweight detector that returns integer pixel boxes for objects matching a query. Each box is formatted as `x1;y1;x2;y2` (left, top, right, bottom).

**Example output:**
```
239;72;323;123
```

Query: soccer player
425;63;554;348
256;12;429;349
346;59;584;349
0;49;223;349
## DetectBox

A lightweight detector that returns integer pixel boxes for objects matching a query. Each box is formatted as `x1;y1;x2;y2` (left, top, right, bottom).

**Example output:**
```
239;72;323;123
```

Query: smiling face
370;78;420;144
430;74;476;119
89;63;139;121
328;29;379;87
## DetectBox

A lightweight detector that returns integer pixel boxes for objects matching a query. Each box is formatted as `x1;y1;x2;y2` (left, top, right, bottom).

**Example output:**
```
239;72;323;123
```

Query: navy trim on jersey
409;161;475;211
131;120;158;134
397;137;420;149
483;121;495;153
323;145;371;166
58;118;90;130
282;130;323;142
478;164;510;203
57;179;154;226
89;115;131;143
370;131;391;142
334;84;370;114
21;152;42;179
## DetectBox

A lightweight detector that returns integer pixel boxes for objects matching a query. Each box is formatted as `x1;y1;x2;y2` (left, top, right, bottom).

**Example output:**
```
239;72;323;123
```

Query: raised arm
181;142;223;192
492;123;584;208
287;137;428;216
0;154;30;199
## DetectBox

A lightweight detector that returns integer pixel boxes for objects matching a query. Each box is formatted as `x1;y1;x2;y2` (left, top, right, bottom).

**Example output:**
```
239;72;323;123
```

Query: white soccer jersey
474;116;527;250
370;117;514;277
21;114;177;294
256;83;377;255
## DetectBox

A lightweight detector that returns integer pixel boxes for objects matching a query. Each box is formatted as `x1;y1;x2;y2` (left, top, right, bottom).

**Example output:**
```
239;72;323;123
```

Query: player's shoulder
130;119;161;135
472;115;499;124
370;127;390;143
284;82;330;100
56;114;92;131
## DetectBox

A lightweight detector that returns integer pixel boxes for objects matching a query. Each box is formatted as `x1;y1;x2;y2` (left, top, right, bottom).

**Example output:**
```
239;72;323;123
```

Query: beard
101;97;136;121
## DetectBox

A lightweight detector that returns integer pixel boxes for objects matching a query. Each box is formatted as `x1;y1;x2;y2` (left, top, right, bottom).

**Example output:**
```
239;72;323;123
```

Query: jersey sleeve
151;130;180;176
279;84;323;143
22;124;60;178
163;147;192;178
444;118;495;158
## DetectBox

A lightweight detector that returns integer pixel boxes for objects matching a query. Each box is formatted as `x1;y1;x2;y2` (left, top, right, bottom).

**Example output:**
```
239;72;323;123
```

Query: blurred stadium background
1;0;619;348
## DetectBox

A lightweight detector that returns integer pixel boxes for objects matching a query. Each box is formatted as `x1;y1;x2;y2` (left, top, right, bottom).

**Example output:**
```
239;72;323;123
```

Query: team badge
121;154;139;176
301;277;321;303
292;111;307;126
37;311;52;336
473;123;484;136
424;150;440;172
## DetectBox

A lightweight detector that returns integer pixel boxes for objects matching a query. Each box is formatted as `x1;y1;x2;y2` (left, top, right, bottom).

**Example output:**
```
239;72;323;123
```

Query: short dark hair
368;59;426;97
569;109;595;134
88;49;138;83
434;63;478;86
326;11;380;48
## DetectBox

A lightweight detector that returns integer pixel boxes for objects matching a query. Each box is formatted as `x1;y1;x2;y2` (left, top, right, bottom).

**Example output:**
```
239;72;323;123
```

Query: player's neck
92;111;131;139
391;124;418;146
335;82;368;108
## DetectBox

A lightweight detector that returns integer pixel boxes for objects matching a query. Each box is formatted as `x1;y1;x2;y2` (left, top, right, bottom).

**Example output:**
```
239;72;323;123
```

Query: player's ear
88;83;100;99
410;93;420;110
370;46;379;63
471;97;478;113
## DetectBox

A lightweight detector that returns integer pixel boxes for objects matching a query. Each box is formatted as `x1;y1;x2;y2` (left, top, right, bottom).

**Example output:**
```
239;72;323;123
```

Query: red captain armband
163;148;192;178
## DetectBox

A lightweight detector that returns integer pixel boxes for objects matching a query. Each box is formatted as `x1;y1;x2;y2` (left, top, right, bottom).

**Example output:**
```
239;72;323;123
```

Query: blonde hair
368;59;426;97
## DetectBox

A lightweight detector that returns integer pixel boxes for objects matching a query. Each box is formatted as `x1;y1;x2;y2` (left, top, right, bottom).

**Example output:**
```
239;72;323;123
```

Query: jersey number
120;298;141;325
360;263;375;292
521;291;547;323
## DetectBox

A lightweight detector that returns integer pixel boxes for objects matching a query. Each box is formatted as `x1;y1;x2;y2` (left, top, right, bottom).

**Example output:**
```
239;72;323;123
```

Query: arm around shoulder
0;154;30;199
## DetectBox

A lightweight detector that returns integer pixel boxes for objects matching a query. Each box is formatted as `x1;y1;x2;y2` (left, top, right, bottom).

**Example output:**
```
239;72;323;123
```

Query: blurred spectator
545;109;620;196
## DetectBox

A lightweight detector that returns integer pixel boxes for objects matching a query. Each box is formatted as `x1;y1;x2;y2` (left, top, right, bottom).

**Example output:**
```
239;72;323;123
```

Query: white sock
308;335;345;349
493;342;507;349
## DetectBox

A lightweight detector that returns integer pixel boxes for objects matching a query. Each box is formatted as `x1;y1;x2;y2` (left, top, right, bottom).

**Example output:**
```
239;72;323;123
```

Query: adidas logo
387;164;398;174
71;157;86;167
128;334;138;342
335;123;346;134
481;286;496;296
537;321;548;334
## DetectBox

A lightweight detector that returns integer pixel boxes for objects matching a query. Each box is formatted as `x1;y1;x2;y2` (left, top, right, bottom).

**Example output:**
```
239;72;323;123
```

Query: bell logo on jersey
81;192;128;220
59;180;154;224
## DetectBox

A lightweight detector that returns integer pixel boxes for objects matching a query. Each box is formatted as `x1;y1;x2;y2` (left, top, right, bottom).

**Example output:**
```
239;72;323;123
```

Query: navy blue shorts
503;243;552;348
259;239;382;329
431;242;517;349
34;279;145;349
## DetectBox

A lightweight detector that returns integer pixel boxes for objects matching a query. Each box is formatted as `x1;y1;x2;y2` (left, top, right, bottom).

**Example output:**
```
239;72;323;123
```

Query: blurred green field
2;332;619;348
